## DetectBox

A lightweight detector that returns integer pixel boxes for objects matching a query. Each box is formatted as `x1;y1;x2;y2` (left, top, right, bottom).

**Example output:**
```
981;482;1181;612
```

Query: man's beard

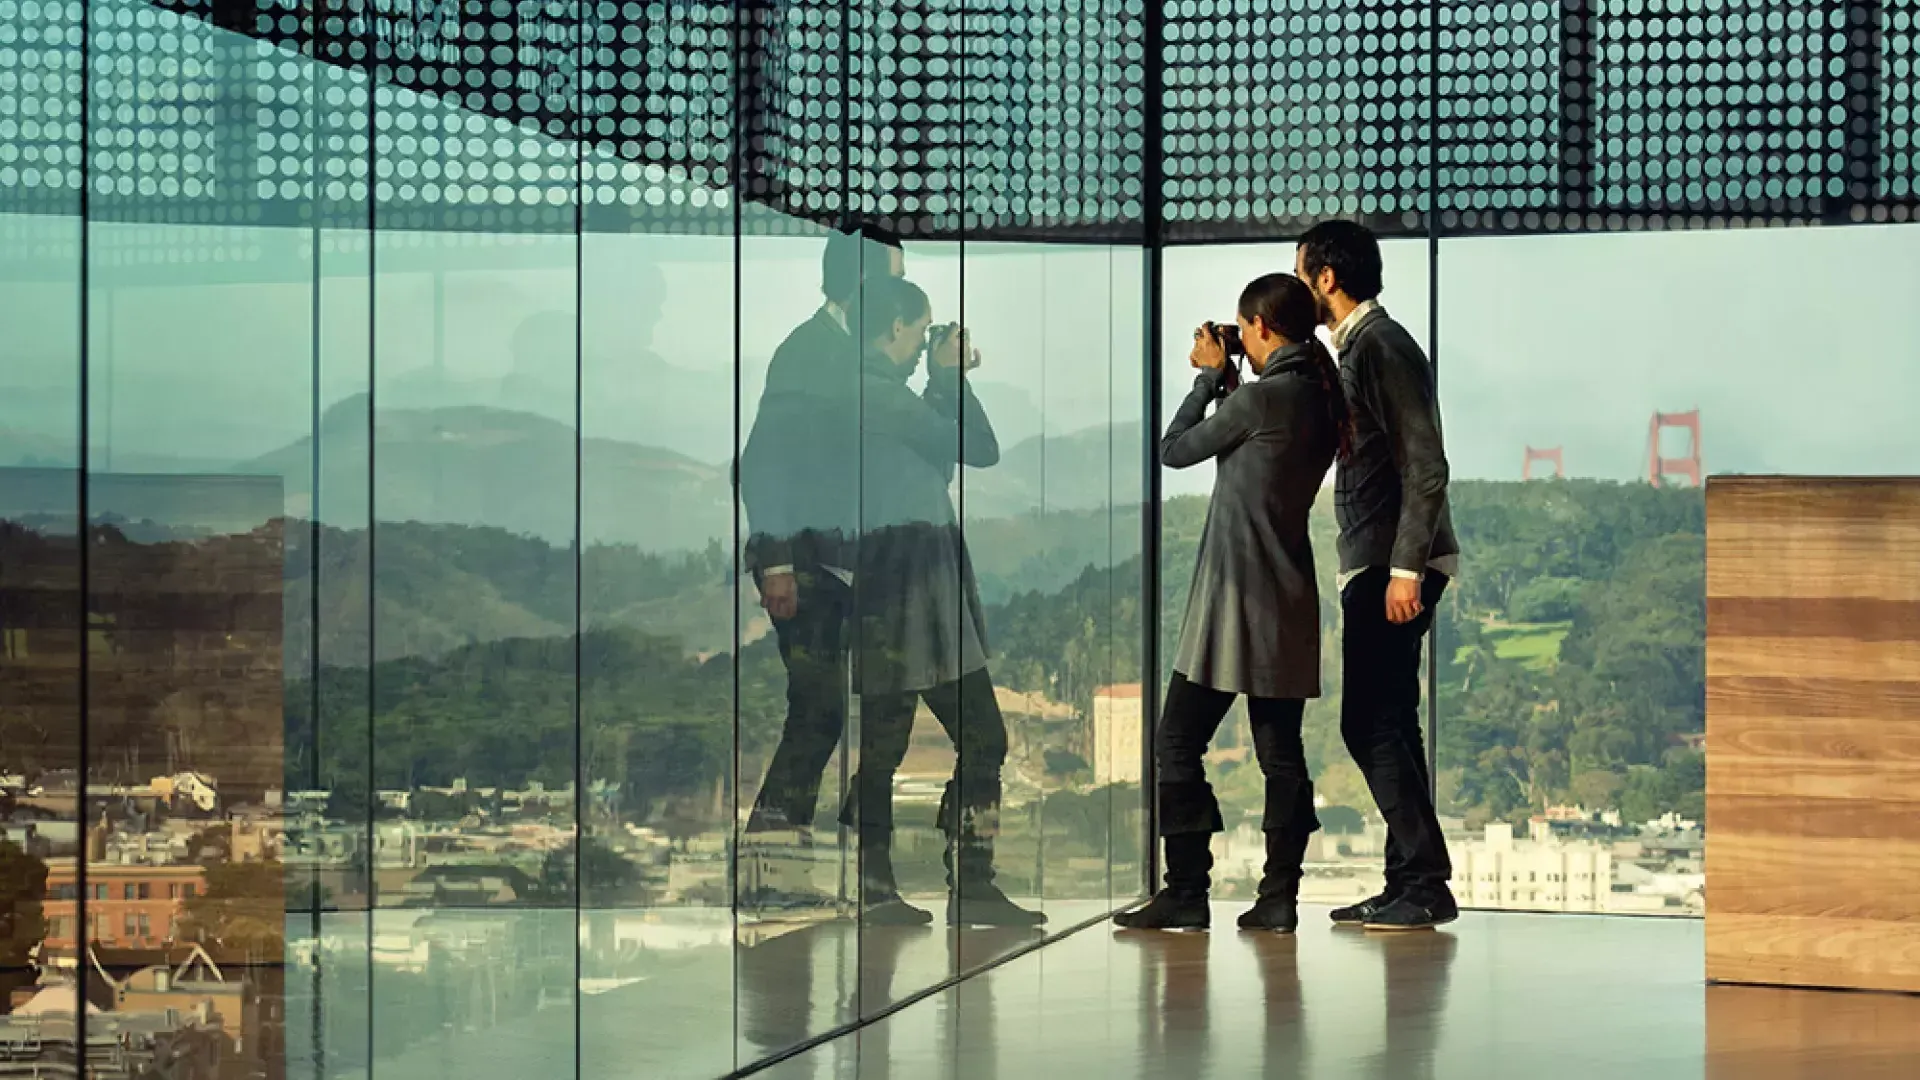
1310;286;1332;323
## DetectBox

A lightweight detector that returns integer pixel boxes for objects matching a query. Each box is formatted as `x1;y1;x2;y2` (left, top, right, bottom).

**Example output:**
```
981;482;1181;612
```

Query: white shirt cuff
1389;568;1424;581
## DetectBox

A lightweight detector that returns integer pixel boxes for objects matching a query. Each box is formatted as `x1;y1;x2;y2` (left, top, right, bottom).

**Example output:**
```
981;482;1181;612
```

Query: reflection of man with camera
845;275;1044;929
739;223;904;843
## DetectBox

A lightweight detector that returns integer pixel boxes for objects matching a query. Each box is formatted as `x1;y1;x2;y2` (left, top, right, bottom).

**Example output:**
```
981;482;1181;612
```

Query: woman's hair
858;275;930;348
1238;272;1353;460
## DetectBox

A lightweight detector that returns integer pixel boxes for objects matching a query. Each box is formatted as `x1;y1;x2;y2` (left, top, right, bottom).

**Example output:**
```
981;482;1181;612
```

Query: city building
42;860;206;950
1457;820;1613;914
1091;684;1144;786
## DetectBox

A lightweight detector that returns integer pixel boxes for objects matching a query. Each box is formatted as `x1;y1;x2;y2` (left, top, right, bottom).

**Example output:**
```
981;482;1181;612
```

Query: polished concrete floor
760;904;1920;1080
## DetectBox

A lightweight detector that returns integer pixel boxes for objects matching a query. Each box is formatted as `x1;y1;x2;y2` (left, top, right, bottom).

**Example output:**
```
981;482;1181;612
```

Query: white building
1091;684;1144;786
1458;820;1613;912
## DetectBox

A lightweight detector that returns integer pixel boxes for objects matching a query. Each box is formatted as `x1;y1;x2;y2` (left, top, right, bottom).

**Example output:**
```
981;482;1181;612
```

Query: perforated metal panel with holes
5;0;1916;242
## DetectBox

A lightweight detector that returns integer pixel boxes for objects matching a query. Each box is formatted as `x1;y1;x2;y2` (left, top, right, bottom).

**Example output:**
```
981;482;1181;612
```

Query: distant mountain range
5;400;1154;666
234;402;1141;553
963;420;1148;521
244;398;734;554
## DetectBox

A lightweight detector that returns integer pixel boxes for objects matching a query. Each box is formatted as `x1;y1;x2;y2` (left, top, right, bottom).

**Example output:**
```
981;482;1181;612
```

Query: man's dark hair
1296;220;1384;303
823;221;905;304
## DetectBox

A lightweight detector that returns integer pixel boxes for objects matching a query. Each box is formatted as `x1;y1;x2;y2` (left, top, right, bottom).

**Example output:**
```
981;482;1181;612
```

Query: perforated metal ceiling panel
15;0;1920;240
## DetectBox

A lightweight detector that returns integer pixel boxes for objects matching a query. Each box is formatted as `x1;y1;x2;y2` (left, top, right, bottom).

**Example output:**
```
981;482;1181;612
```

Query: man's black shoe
1330;892;1398;926
1362;891;1459;932
863;896;934;927
950;884;1047;929
1236;896;1298;934
1113;890;1210;932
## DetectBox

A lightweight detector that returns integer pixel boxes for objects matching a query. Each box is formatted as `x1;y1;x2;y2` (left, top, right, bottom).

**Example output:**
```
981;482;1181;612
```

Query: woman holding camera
838;274;1047;929
1115;272;1349;933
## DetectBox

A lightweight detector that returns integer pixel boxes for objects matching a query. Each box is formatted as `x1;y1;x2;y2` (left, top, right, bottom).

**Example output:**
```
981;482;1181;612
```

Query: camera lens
1215;322;1244;357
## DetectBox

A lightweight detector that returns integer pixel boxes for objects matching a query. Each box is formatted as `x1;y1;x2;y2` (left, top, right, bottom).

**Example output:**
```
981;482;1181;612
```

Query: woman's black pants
1155;671;1319;895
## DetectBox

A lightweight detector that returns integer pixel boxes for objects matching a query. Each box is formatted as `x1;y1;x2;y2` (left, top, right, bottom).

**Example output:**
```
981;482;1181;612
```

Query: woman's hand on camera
1189;325;1227;371
931;325;965;370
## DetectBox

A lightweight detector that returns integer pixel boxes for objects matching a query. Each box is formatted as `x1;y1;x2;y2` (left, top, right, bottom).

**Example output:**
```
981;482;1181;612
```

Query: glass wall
0;2;1150;1077
1432;226;1920;917
1156;222;1920;922
2;0;1911;1074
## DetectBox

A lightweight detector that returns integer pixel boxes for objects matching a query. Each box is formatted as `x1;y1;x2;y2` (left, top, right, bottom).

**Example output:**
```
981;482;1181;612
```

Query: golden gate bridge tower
1646;410;1703;488
1522;446;1565;480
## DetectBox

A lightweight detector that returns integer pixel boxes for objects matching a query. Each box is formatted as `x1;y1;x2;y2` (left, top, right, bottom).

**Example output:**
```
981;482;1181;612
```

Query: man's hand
1386;575;1424;624
760;572;799;620
1190;326;1227;371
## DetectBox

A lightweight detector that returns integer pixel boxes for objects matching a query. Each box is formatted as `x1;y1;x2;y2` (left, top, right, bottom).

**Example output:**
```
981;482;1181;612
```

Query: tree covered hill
2;470;1704;831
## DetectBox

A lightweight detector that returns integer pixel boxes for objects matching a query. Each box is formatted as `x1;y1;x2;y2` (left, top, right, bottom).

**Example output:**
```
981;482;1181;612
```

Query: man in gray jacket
1296;221;1461;931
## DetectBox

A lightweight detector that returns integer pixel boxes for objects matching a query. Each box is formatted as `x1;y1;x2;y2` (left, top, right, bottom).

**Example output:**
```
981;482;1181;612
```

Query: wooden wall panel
1706;477;1920;993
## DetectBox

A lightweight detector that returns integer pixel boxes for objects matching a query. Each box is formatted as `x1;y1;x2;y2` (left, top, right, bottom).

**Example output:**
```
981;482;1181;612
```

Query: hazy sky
6;218;1919;496
4;3;1917;500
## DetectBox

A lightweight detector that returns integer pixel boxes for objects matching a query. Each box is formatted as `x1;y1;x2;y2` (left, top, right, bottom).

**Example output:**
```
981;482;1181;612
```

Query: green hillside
281;476;1706;832
2;468;1708;836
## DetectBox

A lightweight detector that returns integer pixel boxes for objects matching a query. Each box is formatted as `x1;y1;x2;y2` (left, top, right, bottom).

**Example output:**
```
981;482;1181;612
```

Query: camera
1204;320;1245;358
1201;321;1243;394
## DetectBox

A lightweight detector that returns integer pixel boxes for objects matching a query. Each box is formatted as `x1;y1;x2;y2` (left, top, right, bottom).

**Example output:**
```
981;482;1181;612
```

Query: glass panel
81;1;311;1072
0;1;83;1071
1432;226;1920;916
952;243;1138;973
852;240;970;1009
301;29;377;1080
1108;249;1150;910
576;221;737;1077
1156;240;1432;910
365;31;581;1074
734;218;860;1061
574;2;738;1072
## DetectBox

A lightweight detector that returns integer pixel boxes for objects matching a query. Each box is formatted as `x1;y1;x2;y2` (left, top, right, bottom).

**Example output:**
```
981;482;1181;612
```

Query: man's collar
822;300;849;334
1330;299;1381;352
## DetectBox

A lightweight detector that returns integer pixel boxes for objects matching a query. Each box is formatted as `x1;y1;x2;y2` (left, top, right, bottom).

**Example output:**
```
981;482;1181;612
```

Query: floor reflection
1705;982;1920;1080
778;905;1711;1078
1132;929;1211;1073
1251;934;1308;1079
127;902;1920;1078
1342;929;1455;1079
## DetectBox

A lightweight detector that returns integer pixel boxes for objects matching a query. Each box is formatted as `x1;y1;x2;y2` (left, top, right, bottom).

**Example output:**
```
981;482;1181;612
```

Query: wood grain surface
1706;476;1920;993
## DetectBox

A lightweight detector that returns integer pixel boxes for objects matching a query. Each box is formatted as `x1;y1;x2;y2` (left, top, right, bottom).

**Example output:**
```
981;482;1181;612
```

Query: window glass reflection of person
739;225;903;859
1117;273;1346;934
843;275;1045;929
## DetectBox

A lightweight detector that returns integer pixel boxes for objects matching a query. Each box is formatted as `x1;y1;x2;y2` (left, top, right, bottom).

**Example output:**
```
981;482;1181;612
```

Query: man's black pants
746;571;851;832
1339;568;1451;898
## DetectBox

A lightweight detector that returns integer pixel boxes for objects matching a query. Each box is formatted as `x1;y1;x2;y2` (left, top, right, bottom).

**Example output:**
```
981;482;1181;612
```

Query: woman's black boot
1114;833;1213;932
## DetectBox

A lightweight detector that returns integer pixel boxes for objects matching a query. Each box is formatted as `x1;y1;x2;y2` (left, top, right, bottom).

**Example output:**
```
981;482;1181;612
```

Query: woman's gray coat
1163;344;1338;699
853;350;1000;695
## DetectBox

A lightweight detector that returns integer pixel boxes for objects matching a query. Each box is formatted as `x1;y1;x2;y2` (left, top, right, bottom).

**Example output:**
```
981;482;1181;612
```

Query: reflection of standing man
1296;220;1461;931
739;224;905;837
